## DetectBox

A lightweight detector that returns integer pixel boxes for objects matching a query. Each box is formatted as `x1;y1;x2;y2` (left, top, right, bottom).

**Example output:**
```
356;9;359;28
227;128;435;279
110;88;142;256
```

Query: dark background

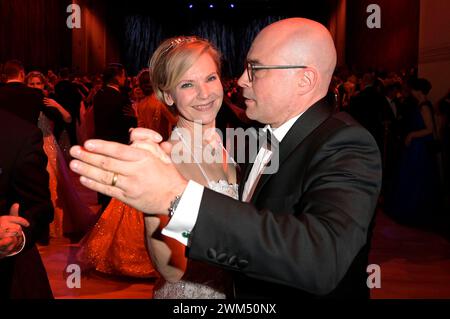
0;0;420;76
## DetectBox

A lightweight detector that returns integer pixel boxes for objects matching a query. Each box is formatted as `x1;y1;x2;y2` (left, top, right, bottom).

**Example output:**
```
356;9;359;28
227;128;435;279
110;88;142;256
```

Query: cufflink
182;231;190;238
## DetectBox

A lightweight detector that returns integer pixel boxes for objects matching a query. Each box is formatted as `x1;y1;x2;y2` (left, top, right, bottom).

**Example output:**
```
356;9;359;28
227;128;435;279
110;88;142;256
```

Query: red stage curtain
346;0;420;72
0;0;72;71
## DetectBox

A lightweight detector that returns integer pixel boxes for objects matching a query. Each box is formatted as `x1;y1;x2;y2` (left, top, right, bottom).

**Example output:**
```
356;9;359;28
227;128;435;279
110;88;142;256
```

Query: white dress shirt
242;114;302;202
162;113;304;245
385;96;397;118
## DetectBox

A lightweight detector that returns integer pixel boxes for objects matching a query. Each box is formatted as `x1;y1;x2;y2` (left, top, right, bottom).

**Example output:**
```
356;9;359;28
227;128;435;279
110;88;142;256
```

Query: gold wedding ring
111;172;118;187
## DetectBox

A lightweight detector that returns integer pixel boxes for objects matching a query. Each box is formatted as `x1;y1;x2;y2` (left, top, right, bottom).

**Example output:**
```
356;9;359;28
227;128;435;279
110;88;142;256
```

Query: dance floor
39;209;450;299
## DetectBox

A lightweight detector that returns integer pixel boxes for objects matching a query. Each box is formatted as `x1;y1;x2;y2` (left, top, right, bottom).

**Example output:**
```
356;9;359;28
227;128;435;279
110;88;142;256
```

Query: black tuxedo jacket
0;82;44;126
187;97;382;298
54;79;83;145
0;110;54;298
93;86;137;145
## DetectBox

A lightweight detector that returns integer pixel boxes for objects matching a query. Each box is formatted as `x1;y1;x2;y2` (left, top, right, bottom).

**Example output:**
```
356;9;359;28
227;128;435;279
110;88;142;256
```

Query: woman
76;69;175;279
26;71;95;240
385;78;442;225
78;37;238;298
26;71;72;124
144;36;238;299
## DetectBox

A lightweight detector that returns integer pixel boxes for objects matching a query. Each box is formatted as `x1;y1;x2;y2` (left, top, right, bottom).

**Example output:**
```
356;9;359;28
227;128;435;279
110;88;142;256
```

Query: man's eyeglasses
246;61;307;82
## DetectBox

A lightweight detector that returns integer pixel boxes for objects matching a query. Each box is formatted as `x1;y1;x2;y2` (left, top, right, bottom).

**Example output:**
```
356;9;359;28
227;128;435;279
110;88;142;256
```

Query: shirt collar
386;96;393;104
107;84;120;92
263;112;304;142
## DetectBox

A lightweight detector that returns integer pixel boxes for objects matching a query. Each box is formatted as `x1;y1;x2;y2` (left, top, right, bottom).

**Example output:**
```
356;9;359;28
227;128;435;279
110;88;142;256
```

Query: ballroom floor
369;209;450;298
38;209;450;299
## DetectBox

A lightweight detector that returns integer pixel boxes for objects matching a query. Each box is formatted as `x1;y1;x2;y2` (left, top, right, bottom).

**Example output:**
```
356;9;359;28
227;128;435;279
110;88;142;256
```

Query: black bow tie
259;129;277;151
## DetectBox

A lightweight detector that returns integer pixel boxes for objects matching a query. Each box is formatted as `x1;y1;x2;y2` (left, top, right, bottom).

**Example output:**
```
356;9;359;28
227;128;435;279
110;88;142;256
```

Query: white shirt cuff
161;180;204;246
7;231;26;257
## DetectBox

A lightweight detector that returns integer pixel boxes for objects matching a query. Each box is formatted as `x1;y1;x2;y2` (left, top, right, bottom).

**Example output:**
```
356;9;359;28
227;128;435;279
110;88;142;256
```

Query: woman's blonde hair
149;36;221;104
25;71;47;87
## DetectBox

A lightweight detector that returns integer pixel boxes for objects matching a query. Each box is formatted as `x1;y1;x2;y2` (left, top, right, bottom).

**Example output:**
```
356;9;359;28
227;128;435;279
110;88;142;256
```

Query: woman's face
164;53;223;126
27;76;45;91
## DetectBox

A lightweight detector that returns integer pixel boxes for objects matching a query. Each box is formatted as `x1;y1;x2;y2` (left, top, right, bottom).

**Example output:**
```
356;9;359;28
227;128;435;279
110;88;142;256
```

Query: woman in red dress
76;69;176;278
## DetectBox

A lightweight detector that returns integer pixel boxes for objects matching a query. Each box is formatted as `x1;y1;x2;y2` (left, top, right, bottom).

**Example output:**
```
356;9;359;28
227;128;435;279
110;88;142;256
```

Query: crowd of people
0;17;448;299
331;69;449;228
0;44;256;298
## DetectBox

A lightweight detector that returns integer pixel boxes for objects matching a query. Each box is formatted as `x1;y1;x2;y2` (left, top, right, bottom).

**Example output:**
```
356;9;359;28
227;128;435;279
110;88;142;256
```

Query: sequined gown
152;181;238;299
151;127;238;299
75;96;175;278
77;200;159;278
38;113;95;237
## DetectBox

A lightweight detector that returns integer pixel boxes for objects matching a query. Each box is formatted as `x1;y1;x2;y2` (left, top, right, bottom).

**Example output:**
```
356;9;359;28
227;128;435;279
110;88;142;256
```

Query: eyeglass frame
245;61;308;82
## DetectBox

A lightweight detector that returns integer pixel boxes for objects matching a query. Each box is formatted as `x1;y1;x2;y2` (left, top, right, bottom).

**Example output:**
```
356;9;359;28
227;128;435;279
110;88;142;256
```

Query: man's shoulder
325;112;379;151
94;86;121;101
0;82;43;98
92;88;108;104
331;111;361;127
0;82;21;95
0;110;40;139
313;111;375;144
311;110;361;133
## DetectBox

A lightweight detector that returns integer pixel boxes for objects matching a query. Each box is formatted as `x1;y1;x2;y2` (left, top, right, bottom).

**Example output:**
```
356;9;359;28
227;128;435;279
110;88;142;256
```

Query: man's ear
163;91;174;106
298;69;317;93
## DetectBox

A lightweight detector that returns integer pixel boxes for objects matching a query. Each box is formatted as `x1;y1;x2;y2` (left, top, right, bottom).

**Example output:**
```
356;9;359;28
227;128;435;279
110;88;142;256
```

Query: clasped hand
69;128;188;215
0;204;29;258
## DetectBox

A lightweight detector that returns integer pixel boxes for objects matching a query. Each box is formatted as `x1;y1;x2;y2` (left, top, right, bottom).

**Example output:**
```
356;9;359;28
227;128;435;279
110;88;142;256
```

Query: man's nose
237;70;250;88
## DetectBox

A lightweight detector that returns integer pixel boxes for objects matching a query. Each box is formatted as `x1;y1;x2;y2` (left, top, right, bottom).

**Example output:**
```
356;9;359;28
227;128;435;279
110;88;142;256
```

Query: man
0;60;44;126
70;18;382;298
0;109;54;299
92;63;137;209
93;63;137;145
53;67;82;145
348;73;385;151
381;82;402;192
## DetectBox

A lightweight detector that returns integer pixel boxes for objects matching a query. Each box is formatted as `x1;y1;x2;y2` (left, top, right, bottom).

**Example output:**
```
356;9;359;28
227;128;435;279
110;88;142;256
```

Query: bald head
239;18;338;127
252;18;337;96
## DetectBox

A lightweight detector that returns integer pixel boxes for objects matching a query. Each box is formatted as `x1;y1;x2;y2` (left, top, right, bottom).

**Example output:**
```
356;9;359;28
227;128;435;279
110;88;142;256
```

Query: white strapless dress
153;180;238;299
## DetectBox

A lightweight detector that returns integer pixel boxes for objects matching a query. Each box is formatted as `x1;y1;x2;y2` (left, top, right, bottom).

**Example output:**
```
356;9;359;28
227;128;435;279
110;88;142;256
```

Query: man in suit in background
93;63;137;145
0;109;54;299
53;67;83;145
0;60;44;126
348;73;386;151
93;63;137;209
70;18;382;298
381;82;402;193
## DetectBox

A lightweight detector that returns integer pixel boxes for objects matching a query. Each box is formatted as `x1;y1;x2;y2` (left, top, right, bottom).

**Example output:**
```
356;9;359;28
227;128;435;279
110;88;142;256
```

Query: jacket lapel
238;128;260;199
250;97;334;203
